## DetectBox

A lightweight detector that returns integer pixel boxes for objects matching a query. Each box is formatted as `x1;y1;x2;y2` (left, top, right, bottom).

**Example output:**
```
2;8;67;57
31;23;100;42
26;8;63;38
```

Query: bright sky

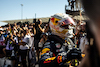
0;0;68;26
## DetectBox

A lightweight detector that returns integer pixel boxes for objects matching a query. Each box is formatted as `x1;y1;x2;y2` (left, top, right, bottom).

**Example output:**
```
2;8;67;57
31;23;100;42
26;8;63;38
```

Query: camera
36;20;40;25
33;19;40;25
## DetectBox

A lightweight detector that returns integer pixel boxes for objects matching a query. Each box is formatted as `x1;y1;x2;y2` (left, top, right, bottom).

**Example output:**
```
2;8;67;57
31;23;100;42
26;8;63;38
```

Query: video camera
33;19;40;26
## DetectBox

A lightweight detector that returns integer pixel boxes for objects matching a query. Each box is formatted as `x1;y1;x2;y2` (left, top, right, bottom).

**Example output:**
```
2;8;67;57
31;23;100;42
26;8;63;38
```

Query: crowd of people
0;14;89;67
0;18;50;67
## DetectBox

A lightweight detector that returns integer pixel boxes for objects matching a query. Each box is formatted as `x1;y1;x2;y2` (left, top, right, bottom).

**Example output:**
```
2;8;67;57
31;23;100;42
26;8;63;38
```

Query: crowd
0;19;50;67
0;16;88;67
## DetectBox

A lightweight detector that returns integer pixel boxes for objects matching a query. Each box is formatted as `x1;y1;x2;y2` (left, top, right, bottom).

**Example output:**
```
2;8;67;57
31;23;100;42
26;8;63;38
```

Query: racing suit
39;34;81;67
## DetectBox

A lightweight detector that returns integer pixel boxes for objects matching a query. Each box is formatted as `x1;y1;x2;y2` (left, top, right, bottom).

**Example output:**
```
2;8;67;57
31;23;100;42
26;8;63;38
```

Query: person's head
81;0;100;30
41;33;47;38
81;0;100;55
14;22;17;26
25;24;28;27
8;34;13;40
13;32;16;36
80;21;86;31
82;0;100;24
26;29;29;34
8;23;11;27
49;13;75;39
21;33;24;37
0;30;3;34
17;25;20;28
17;33;20;37
38;19;42;25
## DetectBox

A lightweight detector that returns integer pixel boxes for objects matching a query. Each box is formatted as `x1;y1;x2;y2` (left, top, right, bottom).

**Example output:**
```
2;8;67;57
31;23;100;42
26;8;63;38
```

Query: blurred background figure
78;0;100;67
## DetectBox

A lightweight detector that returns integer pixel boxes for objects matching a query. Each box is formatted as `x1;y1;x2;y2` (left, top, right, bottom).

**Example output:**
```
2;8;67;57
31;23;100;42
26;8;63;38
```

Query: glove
66;48;82;61
61;48;81;63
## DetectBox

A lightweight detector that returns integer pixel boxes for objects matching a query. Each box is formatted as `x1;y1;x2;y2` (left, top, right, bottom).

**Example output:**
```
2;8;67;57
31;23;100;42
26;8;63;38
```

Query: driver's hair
81;0;100;22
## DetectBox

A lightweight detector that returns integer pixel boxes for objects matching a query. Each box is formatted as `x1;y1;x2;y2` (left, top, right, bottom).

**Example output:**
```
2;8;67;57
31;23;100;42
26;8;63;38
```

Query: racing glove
57;48;82;63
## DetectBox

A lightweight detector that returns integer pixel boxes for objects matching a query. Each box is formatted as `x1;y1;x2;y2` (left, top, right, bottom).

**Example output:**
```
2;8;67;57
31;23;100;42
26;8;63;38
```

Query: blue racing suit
39;34;81;67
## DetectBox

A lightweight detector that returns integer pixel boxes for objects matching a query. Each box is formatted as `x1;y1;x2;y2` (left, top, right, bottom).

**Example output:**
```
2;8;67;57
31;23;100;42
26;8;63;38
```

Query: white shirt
0;35;5;46
6;40;14;50
14;37;18;43
79;36;89;52
24;34;34;47
20;45;29;50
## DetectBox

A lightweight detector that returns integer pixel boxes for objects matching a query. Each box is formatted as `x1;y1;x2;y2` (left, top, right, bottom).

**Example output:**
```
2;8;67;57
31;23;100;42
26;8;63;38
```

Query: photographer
3;34;15;55
2;34;16;67
0;28;5;57
33;19;44;62
0;29;5;45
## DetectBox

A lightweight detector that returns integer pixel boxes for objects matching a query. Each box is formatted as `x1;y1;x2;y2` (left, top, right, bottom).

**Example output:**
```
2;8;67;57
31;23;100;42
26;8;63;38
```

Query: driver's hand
66;48;82;61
